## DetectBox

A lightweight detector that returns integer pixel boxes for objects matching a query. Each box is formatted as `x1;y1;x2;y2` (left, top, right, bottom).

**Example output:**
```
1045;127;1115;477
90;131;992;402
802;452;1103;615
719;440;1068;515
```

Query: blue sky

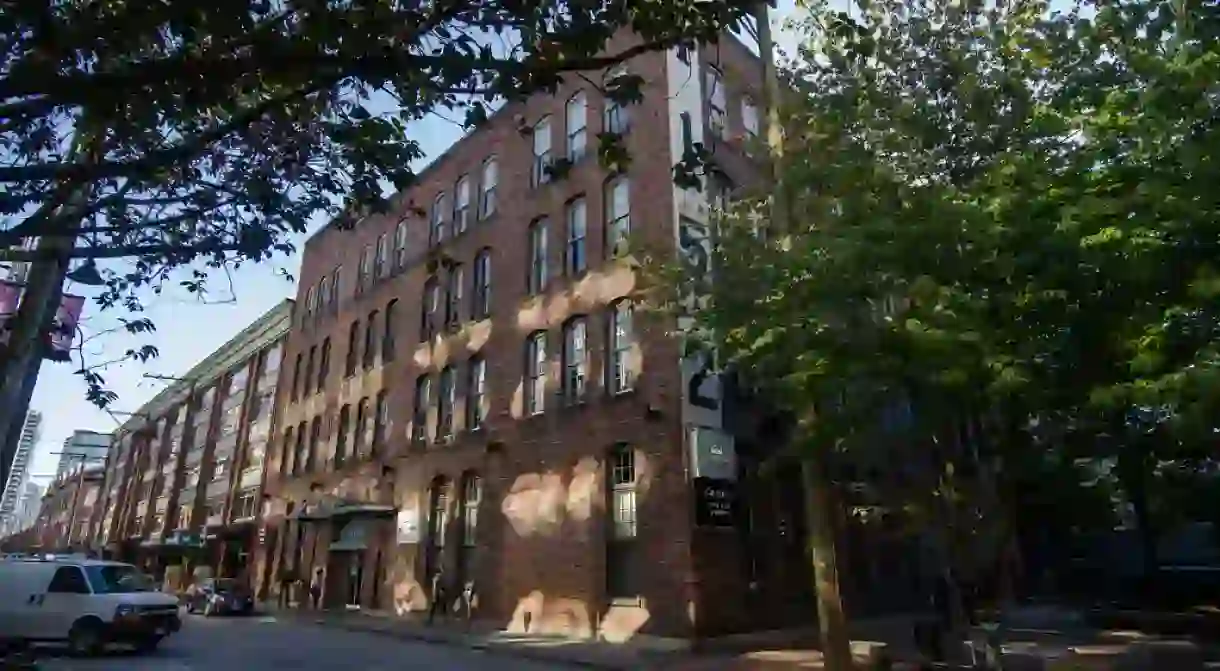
26;1;805;481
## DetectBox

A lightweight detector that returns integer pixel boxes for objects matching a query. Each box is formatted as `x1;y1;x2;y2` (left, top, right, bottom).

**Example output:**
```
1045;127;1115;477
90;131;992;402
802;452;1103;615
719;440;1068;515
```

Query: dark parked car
184;578;254;616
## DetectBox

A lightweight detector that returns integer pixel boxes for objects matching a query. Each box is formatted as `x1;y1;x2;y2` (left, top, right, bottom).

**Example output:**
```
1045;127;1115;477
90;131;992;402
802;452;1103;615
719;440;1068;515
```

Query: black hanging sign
693;477;736;529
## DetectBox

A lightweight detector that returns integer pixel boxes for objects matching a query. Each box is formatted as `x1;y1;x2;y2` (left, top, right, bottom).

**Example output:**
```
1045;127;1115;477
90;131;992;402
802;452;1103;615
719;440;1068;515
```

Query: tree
645;0;1220;667
0;0;757;403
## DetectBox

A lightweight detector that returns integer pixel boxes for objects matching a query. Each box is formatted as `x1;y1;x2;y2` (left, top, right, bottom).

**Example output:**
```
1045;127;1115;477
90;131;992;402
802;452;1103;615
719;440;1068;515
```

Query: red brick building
260;36;829;643
33;466;104;551
93;301;290;586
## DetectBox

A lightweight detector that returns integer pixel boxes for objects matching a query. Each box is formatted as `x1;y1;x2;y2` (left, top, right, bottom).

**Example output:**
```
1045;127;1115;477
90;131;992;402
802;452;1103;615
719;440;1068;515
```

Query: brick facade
260;34;796;643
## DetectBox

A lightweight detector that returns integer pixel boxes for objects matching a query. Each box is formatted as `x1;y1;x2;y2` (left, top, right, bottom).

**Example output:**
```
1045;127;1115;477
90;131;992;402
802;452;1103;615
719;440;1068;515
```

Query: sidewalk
261;602;1218;670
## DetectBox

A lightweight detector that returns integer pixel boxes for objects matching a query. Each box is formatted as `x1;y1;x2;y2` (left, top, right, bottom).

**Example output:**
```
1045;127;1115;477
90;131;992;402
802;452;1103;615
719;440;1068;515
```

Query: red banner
0;281;88;358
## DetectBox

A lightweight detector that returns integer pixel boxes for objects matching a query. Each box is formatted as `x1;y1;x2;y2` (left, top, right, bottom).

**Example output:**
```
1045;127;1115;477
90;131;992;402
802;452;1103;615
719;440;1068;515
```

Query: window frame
608;300;635;394
527;218;548;295
454;175;472;234
430;192;449;244
479;157;498;219
562;317;588;404
565;197;587;276
472;248;492;319
466;356;487;431
565;91;588;162
531;116;552;187
605;177;630;256
524;331;547;416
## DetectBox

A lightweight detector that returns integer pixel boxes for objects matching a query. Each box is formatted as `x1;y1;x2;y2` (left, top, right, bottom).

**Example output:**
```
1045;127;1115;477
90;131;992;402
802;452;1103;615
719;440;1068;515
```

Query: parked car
184;578;253;616
0;556;181;655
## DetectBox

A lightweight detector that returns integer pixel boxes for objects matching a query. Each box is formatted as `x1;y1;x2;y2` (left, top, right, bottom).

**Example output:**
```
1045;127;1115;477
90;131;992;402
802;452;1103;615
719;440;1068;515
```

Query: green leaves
664;0;1220;494
0;0;756;407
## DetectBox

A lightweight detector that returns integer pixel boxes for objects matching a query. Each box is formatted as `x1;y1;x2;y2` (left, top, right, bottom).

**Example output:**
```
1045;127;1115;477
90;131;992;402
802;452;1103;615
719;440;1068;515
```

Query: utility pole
752;3;852;670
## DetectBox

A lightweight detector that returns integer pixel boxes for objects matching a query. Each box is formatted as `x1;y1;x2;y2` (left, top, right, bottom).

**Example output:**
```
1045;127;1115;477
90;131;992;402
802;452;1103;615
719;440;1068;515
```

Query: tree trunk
801;457;853;671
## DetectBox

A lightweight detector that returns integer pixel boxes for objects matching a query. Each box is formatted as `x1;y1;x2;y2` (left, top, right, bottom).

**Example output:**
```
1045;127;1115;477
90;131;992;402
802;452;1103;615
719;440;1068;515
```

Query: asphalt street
36;613;572;671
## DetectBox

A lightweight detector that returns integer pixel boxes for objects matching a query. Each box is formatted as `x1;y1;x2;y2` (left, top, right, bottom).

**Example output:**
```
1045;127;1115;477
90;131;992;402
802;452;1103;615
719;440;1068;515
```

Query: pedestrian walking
309;567;324;609
277;563;297;609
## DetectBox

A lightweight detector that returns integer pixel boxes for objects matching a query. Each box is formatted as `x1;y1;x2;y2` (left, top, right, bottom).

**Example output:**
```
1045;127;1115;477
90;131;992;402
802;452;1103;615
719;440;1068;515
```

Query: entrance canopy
290;495;395;522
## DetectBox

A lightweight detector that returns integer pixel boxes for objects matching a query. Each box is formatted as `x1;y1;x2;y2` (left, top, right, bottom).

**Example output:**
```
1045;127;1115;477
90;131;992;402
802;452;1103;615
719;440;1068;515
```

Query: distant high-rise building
9;481;44;533
56;430;112;479
0;410;42;525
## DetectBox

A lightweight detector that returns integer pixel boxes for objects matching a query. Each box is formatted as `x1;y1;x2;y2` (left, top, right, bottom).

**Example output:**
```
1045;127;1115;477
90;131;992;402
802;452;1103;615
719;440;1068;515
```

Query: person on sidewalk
427;569;446;625
277;564;297;609
309;567;324;610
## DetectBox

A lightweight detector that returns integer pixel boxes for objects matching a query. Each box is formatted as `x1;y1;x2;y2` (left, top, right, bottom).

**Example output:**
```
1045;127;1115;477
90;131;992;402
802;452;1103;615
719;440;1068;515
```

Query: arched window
459;471;482;580
335;405;351;466
562;317;588;404
316;338;331;393
280;426;295;476
524;331;547;416
430;192;449;244
412;375;431;444
363;310;379;369
527;219;548;295
565;91;588;161
421;276;439;340
382;299;398;363
531;116;552;186
345;319;360;376
565;197;587;276
607;300;634;394
426;476;451;583
479;157;498;219
472;248;492;319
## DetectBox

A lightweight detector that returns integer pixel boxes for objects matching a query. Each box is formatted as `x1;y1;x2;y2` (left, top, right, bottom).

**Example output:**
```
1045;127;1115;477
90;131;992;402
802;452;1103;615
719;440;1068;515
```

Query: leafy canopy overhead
0;0;756;403
660;0;1220;453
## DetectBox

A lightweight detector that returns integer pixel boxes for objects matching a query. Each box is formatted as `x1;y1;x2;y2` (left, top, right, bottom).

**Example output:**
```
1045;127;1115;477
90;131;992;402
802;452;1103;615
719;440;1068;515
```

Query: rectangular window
374;233;388;279
563;319;588;403
430;193;449;244
705;65;726;138
741;96;759;138
445;266;463;330
472;250;491;320
479;157;497;219
525;333;547;416
412;377;431;443
610;446;637;538
531;117;552;187
527;219;548;295
454;176;471;234
437;366;456;441
394;220;409;272
609;302;635;393
566;198;587;276
604;67;631;135
467;357;486;431
607;445;637;598
566;92;588;162
605;178;630;255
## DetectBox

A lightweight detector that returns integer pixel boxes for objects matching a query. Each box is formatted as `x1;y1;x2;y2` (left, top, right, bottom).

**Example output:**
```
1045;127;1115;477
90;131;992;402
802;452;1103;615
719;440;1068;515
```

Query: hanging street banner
0;279;88;359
